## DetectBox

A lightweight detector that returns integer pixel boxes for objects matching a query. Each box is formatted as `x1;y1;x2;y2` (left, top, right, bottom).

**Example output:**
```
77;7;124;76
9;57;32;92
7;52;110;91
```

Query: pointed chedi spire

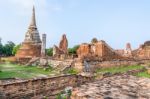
29;6;37;28
24;6;41;43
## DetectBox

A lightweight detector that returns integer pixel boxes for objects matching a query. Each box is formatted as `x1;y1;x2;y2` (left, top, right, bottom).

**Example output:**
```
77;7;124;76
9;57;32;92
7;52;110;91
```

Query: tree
68;45;79;54
0;37;2;44
0;38;3;56
46;48;53;56
12;44;21;55
3;41;15;56
91;38;98;44
0;43;3;56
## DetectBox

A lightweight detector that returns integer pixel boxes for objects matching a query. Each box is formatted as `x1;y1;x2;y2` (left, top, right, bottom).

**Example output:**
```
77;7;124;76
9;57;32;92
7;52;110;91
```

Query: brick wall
77;41;124;61
89;60;150;71
0;75;93;99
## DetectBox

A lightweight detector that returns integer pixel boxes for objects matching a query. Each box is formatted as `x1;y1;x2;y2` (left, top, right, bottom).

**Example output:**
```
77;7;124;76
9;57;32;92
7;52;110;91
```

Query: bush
68;45;79;54
46;48;53;56
12;44;21;55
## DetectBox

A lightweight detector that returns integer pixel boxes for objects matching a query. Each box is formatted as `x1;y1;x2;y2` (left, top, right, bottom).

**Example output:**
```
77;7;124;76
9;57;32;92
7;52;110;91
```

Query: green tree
68;45;79;54
91;38;98;43
0;43;3;56
12;44;21;55
46;48;53;56
0;38;3;56
3;41;15;56
0;37;1;44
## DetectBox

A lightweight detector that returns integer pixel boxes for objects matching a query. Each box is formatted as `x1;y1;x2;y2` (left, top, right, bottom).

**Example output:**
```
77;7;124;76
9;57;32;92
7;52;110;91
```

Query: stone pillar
126;43;132;51
124;43;132;57
41;34;46;57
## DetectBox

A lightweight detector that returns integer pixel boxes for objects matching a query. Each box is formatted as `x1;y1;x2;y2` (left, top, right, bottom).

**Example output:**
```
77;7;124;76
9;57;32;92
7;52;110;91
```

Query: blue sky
0;0;150;49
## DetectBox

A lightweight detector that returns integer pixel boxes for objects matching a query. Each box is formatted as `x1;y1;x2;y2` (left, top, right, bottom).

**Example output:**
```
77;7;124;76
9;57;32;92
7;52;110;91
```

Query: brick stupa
16;7;42;59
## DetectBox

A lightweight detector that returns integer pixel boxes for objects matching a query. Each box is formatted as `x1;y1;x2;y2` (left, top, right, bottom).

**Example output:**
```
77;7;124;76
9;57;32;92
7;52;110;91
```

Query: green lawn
0;63;55;79
95;65;144;74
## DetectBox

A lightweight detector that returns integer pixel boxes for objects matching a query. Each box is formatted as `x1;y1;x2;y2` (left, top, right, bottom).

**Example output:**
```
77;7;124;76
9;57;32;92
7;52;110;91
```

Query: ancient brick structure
16;42;41;58
124;43;132;57
77;40;123;60
135;41;150;59
59;34;68;54
76;43;90;58
53;34;68;58
73;58;150;72
53;45;63;55
16;7;42;59
115;43;132;58
0;75;93;99
71;74;150;99
115;49;124;55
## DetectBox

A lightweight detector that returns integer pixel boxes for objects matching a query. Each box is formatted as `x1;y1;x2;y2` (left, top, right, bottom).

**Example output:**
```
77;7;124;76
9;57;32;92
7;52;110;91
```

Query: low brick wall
73;59;150;72
91;60;139;68
88;59;150;71
0;75;94;99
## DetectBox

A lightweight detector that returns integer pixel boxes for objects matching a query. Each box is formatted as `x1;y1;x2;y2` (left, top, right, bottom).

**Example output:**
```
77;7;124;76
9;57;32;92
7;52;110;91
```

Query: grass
0;62;149;79
95;65;150;78
0;62;55;79
95;65;144;74
65;68;78;75
136;71;150;78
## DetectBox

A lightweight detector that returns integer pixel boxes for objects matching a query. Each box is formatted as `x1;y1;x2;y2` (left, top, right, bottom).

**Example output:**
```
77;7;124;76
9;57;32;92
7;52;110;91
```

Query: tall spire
29;6;37;28
24;6;41;43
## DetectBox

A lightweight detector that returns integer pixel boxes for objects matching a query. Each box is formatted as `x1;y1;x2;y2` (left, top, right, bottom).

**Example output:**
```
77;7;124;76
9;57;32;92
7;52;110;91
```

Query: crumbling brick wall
0;75;93;99
77;41;123;60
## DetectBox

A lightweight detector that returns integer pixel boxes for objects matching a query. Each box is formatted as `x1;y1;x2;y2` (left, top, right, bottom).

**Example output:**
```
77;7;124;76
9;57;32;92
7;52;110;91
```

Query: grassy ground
64;68;78;75
136;71;150;78
95;65;144;74
0;62;55;79
95;65;150;78
1;62;150;79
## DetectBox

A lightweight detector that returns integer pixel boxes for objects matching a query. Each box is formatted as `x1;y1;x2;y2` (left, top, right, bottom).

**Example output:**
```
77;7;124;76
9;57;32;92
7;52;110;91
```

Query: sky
0;0;150;49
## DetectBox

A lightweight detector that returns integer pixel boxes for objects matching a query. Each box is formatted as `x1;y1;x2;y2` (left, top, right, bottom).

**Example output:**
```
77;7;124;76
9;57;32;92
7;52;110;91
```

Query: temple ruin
115;43;133;58
133;41;150;59
2;5;150;99
77;40;123;61
14;7;150;62
15;7;45;59
53;34;68;59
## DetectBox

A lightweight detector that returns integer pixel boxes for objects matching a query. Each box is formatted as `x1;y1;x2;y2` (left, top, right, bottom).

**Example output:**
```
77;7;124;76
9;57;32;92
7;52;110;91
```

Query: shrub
68;45;79;54
46;48;53;56
12;44;21;55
